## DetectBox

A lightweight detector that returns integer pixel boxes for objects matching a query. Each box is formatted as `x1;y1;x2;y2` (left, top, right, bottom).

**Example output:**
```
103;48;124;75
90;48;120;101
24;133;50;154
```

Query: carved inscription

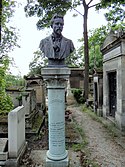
50;121;65;147
50;99;64;104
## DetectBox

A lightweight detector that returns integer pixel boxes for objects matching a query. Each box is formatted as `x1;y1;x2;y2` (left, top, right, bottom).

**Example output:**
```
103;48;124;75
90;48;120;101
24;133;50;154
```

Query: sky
9;0;107;77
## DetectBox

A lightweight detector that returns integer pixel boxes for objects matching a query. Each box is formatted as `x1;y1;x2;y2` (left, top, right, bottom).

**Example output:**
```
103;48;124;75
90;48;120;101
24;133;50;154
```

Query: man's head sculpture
50;14;64;28
39;14;75;67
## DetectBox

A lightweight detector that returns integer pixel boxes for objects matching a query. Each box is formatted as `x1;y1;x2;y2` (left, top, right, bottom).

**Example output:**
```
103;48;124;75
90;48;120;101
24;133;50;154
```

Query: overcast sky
9;0;107;76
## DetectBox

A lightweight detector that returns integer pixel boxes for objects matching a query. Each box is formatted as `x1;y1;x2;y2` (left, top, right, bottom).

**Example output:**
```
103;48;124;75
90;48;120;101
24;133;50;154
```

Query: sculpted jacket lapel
46;36;55;58
60;37;68;58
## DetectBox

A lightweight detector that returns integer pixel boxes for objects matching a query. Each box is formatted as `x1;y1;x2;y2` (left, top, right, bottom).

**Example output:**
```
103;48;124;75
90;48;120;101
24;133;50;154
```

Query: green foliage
6;74;25;87
66;50;83;67
1;0;19;56
89;45;103;73
97;0;125;9
97;1;125;30
24;0;125;31
0;95;13;115
24;0;72;30
104;4;125;28
28;49;48;75
0;57;13;115
78;23;125;73
77;25;108;72
89;25;108;46
71;88;85;103
88;25;109;72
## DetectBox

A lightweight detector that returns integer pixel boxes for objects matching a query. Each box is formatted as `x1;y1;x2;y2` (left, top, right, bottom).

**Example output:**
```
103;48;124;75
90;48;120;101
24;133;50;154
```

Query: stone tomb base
5;142;27;167
29;150;81;167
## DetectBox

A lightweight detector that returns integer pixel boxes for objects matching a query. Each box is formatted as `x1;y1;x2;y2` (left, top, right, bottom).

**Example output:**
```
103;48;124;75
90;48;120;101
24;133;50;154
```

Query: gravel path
68;105;125;167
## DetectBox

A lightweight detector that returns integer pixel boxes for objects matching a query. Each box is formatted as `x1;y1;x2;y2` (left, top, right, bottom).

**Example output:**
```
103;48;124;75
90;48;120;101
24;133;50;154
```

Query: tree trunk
83;4;89;102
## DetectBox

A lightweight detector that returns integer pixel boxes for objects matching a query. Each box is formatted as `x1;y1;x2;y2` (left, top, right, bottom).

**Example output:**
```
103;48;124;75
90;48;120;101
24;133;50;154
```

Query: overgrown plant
0;57;13;115
72;88;85;103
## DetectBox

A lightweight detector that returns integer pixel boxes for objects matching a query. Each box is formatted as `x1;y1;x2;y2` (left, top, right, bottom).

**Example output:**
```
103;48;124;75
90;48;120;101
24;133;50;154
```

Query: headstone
6;106;27;167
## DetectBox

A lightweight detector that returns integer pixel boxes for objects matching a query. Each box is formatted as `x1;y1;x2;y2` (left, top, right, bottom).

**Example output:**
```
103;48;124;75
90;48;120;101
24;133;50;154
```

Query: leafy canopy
24;0;125;30
24;0;72;30
1;0;19;56
0;0;20;114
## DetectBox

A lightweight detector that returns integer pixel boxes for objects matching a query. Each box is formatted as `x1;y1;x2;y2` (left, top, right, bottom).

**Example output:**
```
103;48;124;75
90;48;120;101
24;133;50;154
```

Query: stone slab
0;152;8;161
0;138;7;152
6;142;27;167
0;138;8;161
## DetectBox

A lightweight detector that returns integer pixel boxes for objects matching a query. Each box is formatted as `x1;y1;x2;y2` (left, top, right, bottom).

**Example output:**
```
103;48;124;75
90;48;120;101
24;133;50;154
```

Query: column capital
41;67;70;79
42;67;70;89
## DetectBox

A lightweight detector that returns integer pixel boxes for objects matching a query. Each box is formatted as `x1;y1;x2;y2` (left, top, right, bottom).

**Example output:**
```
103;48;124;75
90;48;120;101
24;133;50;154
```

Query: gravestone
93;69;103;116
6;106;27;167
40;14;74;166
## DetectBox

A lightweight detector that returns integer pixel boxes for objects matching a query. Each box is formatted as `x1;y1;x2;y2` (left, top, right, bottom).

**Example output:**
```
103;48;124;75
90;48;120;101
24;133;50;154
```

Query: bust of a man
39;14;75;67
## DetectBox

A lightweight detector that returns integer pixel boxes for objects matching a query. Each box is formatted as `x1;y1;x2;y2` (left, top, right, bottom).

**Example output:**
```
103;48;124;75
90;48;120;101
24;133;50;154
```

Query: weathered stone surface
102;31;125;131
8;106;26;158
0;138;7;152
0;138;8;161
42;67;70;164
29;150;81;167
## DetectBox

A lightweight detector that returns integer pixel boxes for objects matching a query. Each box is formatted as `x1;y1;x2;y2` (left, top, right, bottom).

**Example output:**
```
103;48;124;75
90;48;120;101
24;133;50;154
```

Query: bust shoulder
62;36;72;43
41;35;51;43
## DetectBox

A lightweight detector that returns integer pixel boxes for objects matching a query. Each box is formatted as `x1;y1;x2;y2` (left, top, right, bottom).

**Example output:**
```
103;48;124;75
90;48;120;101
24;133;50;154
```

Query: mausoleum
101;30;125;131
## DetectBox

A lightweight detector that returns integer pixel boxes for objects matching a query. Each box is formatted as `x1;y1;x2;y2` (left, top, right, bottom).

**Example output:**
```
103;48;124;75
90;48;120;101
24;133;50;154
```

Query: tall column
42;68;70;166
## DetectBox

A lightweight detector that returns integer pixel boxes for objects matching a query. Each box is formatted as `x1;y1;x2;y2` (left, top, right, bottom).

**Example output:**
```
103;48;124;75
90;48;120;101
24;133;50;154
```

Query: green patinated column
42;68;70;167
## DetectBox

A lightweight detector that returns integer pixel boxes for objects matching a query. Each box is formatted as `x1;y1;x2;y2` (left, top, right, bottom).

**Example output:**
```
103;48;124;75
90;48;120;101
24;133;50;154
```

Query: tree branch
82;0;87;8
88;3;101;9
87;0;94;6
72;7;84;16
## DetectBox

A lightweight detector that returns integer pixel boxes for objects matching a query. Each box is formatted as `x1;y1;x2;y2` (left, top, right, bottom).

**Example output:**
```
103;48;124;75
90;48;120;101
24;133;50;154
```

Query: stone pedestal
41;68;70;166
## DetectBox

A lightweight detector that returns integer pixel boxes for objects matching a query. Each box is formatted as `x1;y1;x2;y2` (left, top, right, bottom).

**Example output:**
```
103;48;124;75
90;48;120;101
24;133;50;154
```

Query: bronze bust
39;14;75;67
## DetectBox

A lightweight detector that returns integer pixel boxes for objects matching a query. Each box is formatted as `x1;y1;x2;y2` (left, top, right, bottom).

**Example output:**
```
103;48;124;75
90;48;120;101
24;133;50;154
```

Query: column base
46;150;68;161
46;152;69;167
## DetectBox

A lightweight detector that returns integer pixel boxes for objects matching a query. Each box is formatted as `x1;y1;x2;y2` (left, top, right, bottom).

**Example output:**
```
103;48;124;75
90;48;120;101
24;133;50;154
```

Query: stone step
0;138;8;161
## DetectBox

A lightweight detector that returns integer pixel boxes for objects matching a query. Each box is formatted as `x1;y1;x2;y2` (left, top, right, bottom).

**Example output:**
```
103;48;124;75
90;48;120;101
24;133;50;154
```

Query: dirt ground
20;104;125;167
68;105;125;167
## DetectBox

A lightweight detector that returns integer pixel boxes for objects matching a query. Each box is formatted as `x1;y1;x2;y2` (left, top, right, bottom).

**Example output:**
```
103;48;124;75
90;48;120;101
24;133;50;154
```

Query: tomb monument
40;14;75;166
